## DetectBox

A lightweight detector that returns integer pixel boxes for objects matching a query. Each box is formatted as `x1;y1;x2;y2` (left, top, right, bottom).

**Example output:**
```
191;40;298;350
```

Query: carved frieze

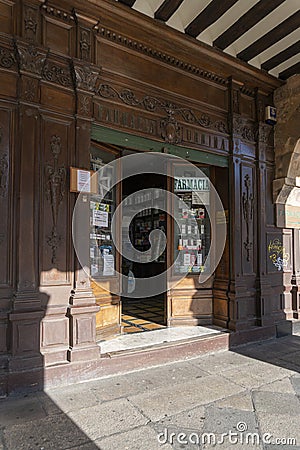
242;174;254;262
16;43;47;76
45;135;66;264
96;83;228;134
0;46;16;70
43;61;73;88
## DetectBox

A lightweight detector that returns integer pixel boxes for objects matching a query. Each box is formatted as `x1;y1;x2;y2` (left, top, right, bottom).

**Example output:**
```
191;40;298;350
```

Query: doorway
121;172;167;333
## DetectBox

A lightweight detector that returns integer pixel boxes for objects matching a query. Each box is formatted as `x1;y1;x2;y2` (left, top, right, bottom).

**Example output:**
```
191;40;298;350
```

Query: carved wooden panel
40;115;74;285
41;316;68;347
0;107;13;288
241;164;255;275
96;40;228;110
0;0;15;35
42;7;75;56
22;3;40;42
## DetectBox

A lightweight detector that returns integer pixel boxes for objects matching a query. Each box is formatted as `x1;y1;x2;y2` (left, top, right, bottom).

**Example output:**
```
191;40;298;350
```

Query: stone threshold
99;325;229;357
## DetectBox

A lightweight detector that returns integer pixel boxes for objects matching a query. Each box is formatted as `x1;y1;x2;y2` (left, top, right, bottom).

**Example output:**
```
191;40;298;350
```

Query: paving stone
128;375;245;421
121;360;209;390
257;413;300;445
213;392;254;411
252;391;300;415
256;377;295;394
95;425;173;450
3;414;94;449
189;351;250;373
68;397;148;441
155;405;206;430
0;395;47;426
221;362;293;389
81;362;209;403
202;405;258;435
291;375;300;396
276;350;300;366
46;382;102;413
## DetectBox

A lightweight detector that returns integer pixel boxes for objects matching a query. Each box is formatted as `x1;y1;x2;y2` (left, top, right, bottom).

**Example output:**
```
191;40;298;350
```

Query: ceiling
116;0;300;80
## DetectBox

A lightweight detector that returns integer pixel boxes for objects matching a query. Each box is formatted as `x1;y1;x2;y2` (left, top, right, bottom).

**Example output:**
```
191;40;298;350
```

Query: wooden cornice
73;0;283;93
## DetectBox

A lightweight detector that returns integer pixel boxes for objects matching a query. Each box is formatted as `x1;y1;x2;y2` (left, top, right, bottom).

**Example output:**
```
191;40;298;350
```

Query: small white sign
92;210;109;228
77;169;91;193
103;254;115;276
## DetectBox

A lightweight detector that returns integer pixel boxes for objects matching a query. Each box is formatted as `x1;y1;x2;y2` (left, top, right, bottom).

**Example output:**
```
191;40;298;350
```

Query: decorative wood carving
45;135;66;264
0;46;16;69
23;79;36;102
233;116;255;142
41;4;75;23
73;64;100;92
79;29;91;61
160;106;182;144
0;128;8;198
43;61;73;88
97;83;228;133
78;94;90;116
24;6;38;40
16;43;47;75
242;174;254;261
232;89;240;114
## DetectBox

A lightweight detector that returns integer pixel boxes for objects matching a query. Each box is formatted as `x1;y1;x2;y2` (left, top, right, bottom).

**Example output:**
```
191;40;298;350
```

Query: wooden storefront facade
0;0;291;394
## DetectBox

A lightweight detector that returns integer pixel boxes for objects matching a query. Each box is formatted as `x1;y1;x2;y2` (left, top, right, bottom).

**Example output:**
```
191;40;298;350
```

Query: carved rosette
242;174;254;262
24;6;38;40
0;46;16;70
45;135;66;264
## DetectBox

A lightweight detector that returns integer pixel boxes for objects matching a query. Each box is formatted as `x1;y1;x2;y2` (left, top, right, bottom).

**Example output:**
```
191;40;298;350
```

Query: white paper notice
77;169;91;193
92;210;109;227
183;253;191;265
103;254;114;276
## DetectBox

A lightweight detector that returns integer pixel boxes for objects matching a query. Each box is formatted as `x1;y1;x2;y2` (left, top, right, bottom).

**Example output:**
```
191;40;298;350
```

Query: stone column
273;75;300;320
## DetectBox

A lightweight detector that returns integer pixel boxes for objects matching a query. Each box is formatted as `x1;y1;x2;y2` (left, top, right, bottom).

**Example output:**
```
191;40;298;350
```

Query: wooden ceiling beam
279;61;300;80
154;0;185;22
118;0;136;7
238;10;300;62
185;0;239;38
214;0;285;51
262;41;300;71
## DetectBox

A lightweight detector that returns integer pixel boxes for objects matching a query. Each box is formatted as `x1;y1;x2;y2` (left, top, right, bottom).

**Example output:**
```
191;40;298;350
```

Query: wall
0;0;285;393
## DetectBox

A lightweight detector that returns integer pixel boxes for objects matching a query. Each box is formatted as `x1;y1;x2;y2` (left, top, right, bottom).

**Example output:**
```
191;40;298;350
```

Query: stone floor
1;335;300;449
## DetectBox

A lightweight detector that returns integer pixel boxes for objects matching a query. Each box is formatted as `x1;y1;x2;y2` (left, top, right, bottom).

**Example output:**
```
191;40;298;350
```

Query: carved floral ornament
233;116;255;142
242;174;254;262
45;135;66;264
97;83;228;137
0;128;8;198
73;64;100;92
0;46;16;69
